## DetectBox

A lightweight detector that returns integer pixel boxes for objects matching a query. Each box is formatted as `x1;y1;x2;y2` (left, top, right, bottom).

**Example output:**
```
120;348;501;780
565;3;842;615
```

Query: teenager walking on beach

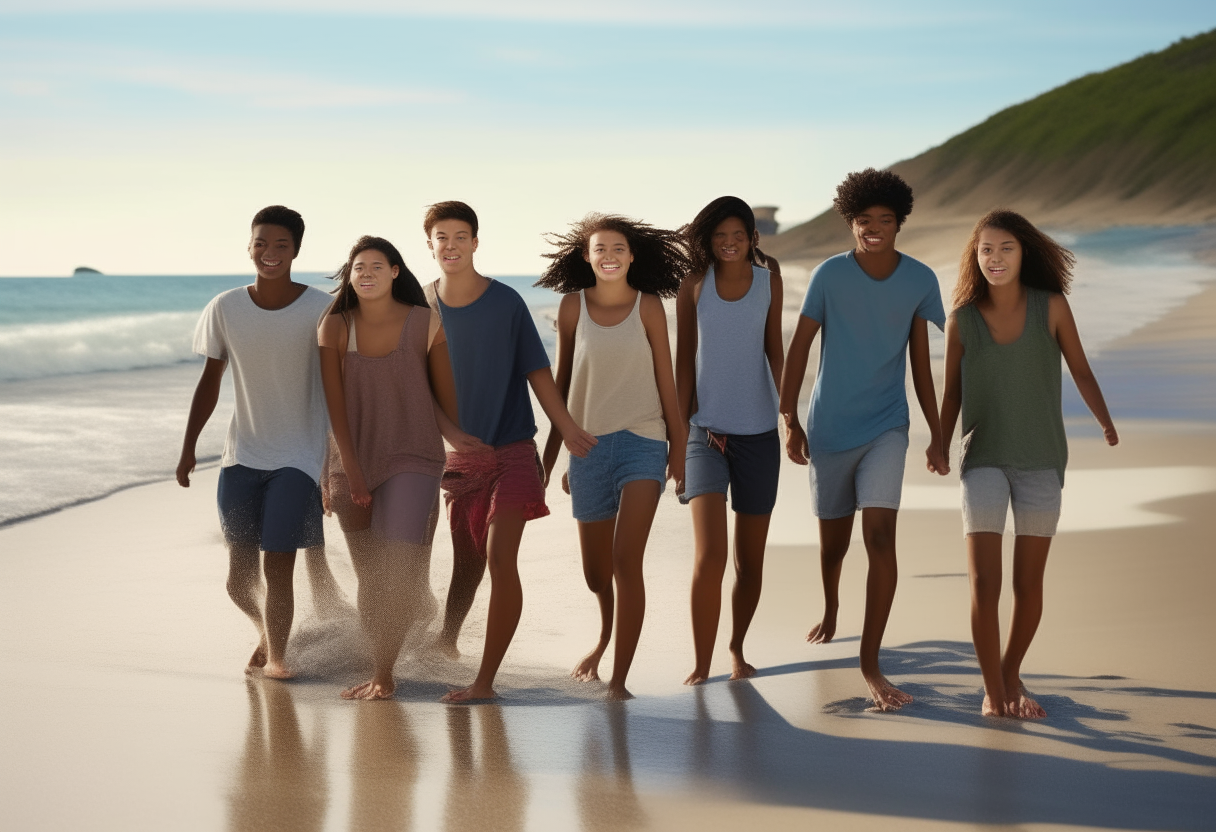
538;214;689;700
940;210;1117;719
422;201;597;702
318;236;488;700
779;169;949;711
676;196;785;685
177;205;333;679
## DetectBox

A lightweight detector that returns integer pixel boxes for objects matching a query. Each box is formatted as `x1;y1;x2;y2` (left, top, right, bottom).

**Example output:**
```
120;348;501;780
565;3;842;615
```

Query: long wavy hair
953;209;1074;310
680;196;773;280
328;235;427;316
535;213;688;298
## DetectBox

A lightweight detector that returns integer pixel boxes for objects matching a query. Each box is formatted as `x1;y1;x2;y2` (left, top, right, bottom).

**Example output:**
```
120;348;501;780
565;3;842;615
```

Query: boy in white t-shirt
177;205;333;679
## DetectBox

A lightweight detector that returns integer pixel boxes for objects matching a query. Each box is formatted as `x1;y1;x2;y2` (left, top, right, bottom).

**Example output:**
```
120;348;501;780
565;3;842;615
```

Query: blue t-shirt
800;251;945;453
435;279;551;447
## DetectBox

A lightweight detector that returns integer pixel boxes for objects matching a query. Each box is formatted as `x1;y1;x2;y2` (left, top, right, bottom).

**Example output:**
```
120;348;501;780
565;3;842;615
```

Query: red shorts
442;439;549;559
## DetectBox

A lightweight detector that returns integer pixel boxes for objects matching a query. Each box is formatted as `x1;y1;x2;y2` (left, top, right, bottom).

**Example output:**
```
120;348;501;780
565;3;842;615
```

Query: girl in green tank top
940;210;1118;721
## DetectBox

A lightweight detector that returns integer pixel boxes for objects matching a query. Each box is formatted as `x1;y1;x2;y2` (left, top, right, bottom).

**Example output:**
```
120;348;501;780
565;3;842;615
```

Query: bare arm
318;314;371;507
542;294;580;486
675;276;700;427
939;312;964;468
427;312;460;428
641;293;687;490
176;356;226;487
778;315;819;465
528;367;597;458
910;317;948;475
1050;294;1118;446
764;273;785;392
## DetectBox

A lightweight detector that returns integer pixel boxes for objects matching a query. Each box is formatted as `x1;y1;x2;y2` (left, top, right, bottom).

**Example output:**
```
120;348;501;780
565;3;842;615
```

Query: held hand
926;442;950;476
348;471;372;509
542;457;554;488
561;471;570;495
668;450;686;496
450;431;492;455
562;424;598;459
784;421;809;465
176;450;196;488
1103;424;1119;446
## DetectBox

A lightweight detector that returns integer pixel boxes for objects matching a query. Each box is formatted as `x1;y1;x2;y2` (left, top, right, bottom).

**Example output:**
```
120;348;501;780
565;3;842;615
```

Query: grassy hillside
768;29;1216;264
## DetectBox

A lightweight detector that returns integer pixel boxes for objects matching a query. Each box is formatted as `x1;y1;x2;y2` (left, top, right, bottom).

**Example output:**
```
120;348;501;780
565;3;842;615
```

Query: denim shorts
961;466;1062;537
808;426;908;519
217;465;324;552
567;430;667;523
679;425;780;515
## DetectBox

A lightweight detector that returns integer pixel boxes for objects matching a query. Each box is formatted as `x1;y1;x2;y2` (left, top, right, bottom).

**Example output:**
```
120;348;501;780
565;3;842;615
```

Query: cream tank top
566;290;666;442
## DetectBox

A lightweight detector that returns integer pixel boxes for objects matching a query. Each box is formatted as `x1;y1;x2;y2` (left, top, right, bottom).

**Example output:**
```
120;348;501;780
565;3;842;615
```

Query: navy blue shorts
567;430;667;523
679;425;780;515
217;465;324;552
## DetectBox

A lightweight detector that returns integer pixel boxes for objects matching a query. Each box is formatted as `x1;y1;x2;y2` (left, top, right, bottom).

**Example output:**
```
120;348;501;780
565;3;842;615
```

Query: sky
1;1;1213;276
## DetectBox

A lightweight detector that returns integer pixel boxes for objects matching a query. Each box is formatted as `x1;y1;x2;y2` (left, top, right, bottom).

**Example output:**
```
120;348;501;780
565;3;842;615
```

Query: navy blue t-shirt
434;280;550;447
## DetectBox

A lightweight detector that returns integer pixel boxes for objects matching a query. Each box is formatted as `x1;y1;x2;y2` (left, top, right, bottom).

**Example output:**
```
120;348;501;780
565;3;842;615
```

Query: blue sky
1;1;1213;275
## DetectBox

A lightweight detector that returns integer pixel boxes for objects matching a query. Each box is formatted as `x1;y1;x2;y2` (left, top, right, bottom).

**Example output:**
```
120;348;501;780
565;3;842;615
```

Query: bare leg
227;542;268;672
859;507;910;710
340;529;407;700
607;480;661;700
685;493;728;685
573;518;615;682
434;519;486;659
262;550;297;679
1004;535;1051;719
808;516;853;643
303;544;352;620
728;511;772;680
442;508;526;702
967;533;1007;716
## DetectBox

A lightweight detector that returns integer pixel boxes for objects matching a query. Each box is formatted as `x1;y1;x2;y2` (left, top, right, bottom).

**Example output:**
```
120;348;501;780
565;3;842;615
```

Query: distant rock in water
73;267;103;276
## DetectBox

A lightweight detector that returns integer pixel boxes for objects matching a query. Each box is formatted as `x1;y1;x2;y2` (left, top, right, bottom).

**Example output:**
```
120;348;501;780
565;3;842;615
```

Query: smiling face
976;226;1023;288
850;205;899;255
711;216;751;264
584;229;633;284
350;249;399;302
427;219;478;275
248;224;298;279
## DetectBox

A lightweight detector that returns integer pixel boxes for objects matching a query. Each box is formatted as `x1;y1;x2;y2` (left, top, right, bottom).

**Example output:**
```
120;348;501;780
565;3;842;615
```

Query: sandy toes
571;649;604;682
244;639;268;674
981;694;1007;717
441;685;498;704
262;660;295;680
729;659;757;681
341;679;395;701
806;615;837;644
864;672;913;712
1007;683;1048;719
683;669;709;686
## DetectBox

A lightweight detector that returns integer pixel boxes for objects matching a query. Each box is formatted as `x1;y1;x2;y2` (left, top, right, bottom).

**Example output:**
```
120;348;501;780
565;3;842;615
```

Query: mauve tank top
342;306;446;489
566;290;666;442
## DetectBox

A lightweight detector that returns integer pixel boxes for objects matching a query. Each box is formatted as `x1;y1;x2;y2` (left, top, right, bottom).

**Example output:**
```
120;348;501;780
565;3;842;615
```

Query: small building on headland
73;267;102;276
752;206;779;237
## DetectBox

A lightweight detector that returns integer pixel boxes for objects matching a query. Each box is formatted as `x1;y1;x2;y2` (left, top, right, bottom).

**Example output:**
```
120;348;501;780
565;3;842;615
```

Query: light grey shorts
961;467;1062;537
809;427;908;520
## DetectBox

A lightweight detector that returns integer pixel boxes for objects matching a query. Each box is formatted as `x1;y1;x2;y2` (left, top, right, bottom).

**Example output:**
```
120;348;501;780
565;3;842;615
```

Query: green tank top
959;287;1067;485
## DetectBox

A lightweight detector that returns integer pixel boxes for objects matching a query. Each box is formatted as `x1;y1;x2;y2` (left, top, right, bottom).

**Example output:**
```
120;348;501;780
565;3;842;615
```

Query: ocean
1;229;1213;526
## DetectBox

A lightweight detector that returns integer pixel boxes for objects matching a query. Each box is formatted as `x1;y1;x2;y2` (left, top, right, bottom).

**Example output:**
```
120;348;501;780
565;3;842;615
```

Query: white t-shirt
193;285;333;483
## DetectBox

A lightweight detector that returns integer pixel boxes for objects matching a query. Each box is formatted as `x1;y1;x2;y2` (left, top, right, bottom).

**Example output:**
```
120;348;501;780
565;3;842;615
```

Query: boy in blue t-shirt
779;169;949;711
421;201;596;703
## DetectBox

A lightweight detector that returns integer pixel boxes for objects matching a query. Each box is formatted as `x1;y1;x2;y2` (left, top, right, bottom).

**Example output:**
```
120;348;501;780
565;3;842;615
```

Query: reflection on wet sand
577;704;646;831
229;679;328;832
444;706;527;832
349;701;419;832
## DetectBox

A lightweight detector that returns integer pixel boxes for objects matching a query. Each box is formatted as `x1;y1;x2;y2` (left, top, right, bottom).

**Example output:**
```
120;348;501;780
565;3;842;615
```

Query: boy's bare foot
342;678;395;700
263;660;294;680
427;633;461;660
1007;683;1047;719
981;694;1007;717
863;671;912;712
245;638;269;674
441;684;497;703
806;611;837;644
683;669;709;686
729;653;756;681
606;684;634;701
571;647;605;682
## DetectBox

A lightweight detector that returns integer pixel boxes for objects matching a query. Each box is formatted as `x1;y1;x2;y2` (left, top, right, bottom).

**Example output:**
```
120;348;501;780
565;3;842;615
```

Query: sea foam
0;311;201;381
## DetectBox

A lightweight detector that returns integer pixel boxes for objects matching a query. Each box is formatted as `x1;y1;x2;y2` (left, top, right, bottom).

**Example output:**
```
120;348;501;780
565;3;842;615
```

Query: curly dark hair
251;205;304;252
423;201;478;238
832;168;915;229
328;235;427;316
535;213;688;298
680;196;775;279
953;209;1074;310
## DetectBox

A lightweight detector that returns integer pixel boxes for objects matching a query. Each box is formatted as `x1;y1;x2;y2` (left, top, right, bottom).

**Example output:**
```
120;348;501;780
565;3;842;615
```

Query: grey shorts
961;466;1062;537
809;427;908;519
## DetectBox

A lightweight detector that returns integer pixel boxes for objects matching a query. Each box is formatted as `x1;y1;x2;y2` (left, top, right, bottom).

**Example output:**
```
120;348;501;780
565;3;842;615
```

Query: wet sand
1;410;1215;831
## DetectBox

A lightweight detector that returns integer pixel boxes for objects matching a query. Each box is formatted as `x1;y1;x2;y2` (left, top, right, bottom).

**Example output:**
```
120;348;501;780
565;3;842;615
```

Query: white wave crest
0;312;202;382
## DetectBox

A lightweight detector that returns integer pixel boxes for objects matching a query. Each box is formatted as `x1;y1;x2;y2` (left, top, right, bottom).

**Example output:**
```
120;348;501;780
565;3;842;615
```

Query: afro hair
832;168;914;229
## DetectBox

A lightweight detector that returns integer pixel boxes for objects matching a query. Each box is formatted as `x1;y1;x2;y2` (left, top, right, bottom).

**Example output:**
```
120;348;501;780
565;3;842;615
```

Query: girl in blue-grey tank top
675;196;785;686
940;210;1117;720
